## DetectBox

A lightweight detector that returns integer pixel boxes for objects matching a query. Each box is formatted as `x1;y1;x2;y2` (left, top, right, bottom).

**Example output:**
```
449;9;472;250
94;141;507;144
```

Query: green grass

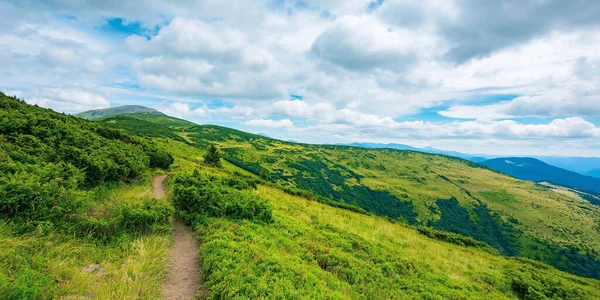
99;111;600;280
0;179;172;299
191;183;600;299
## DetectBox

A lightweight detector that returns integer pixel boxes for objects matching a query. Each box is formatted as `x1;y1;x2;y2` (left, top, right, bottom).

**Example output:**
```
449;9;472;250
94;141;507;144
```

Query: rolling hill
74;105;165;120
81;106;600;281
481;157;600;196
4;99;600;298
342;142;488;162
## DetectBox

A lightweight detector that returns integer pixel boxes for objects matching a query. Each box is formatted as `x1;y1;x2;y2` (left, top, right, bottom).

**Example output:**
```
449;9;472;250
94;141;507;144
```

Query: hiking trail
154;175;202;300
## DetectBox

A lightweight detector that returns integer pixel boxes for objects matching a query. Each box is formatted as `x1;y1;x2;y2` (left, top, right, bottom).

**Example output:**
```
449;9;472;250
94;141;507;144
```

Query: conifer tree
203;144;222;168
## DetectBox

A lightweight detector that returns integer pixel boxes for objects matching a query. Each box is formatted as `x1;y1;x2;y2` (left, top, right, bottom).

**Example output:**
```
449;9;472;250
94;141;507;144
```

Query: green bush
172;171;272;224
417;226;499;254
74;197;174;240
0;93;174;232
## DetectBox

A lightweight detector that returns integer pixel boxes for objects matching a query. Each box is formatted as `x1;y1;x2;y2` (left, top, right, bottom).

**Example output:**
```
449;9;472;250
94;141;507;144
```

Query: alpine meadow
2;1;600;299
2;92;600;299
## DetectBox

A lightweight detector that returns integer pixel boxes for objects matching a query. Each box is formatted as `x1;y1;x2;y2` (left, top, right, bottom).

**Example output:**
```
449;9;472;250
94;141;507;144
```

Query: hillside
95;109;600;281
343;142;488;162
173;171;600;299
3;98;600;298
0;94;176;298
482;157;600;196
75;105;165;120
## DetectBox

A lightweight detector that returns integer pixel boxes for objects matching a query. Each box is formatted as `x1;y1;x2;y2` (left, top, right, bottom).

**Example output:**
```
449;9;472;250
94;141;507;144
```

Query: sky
1;0;600;157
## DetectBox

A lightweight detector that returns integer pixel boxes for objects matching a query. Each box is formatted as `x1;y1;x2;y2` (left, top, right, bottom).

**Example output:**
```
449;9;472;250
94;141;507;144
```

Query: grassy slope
106;113;600;280
0;179;171;299
0;96;178;298
192;182;600;299
83;112;600;297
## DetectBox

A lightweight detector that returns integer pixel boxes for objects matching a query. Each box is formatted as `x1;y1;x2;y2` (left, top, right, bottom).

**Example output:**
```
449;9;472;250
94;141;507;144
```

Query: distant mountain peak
75;105;165;120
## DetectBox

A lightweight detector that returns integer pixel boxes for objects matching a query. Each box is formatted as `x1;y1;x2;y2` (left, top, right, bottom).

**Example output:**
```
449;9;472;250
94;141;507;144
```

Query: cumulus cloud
2;0;600;156
127;17;285;99
310;15;435;72
375;0;600;63
25;88;110;113
440;89;600;119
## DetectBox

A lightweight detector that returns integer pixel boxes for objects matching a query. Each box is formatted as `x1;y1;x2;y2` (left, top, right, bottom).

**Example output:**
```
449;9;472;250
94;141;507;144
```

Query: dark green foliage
417;226;499;254
203;144;222;168
172;172;272;224
432;197;518;256
290;160;418;223
527;239;600;280
0;161;87;226
259;168;270;180
145;145;174;169
275;184;370;215
0;93;173;229
100;116;188;143
575;191;600;207
507;258;590;300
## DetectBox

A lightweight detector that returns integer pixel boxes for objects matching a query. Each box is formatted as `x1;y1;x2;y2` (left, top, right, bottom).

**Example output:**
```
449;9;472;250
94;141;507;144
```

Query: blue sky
1;0;600;156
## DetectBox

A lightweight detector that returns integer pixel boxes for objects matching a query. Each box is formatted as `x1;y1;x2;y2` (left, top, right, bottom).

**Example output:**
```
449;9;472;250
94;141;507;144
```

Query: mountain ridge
481;157;600;196
75;105;165;120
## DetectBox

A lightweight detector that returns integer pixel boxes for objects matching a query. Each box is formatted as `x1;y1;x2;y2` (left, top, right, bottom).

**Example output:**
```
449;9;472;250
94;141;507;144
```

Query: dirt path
154;175;202;300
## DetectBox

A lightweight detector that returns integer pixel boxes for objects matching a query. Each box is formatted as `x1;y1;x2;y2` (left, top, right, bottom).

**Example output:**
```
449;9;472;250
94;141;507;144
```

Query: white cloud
2;0;600;156
440;88;600;119
311;15;440;72
25;88;110;113
244;119;294;128
126;17;285;99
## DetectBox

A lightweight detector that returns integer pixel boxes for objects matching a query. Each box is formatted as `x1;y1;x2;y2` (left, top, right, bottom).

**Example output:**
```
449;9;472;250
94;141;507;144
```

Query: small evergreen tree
204;144;222;168
259;168;270;180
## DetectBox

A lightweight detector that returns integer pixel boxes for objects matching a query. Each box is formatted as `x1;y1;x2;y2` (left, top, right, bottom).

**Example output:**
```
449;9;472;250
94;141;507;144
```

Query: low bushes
417;226;499;254
75;197;174;241
172;171;272;224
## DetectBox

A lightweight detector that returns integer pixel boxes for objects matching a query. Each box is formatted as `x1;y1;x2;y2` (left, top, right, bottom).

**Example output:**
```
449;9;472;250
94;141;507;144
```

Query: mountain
0;94;175;298
75;105;165;120
344;143;600;175
343;142;422;151
95;109;600;281
4;98;600;298
585;168;600;178
343;142;488;162
481;157;600;196
535;156;600;177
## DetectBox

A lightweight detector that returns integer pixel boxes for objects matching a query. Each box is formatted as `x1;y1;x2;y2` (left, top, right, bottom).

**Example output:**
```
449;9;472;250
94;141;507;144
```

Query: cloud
126;17;285;99
244;119;294;128
310;15;429;72
25;88;110;113
440;88;600;119
2;0;600;156
376;0;600;63
289;117;600;141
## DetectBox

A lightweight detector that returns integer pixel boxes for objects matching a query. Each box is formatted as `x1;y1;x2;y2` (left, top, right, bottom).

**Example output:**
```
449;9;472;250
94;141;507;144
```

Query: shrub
417;226;499;254
203;144;222;168
172;172;272;224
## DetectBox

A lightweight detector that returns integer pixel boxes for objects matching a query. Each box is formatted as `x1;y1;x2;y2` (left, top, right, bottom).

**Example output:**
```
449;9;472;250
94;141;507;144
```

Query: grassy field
183;177;600;299
0;179;172;299
101;112;600;280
